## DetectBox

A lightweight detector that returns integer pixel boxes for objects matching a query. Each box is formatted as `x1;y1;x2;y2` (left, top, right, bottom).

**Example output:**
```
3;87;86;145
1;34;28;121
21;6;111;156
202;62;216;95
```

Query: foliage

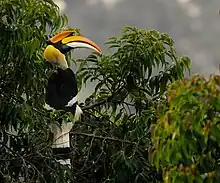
0;0;192;182
152;74;220;183
0;0;73;182
73;26;190;182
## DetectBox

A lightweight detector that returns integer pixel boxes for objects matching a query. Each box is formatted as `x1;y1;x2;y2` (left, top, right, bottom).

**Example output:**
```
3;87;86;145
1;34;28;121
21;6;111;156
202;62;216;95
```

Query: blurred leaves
152;74;220;182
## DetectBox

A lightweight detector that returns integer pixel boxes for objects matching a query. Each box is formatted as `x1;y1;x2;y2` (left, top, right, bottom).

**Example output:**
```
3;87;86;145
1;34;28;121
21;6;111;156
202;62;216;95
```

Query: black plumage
45;68;78;115
43;30;101;164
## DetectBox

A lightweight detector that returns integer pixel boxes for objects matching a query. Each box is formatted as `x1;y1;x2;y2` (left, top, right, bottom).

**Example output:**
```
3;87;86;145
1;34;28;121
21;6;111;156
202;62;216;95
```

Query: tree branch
81;88;128;111
70;132;135;144
82;98;109;110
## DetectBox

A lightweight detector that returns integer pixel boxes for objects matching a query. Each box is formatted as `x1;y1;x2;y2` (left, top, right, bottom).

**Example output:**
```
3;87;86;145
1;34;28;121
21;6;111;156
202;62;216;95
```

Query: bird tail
51;104;82;165
51;105;82;149
52;122;73;149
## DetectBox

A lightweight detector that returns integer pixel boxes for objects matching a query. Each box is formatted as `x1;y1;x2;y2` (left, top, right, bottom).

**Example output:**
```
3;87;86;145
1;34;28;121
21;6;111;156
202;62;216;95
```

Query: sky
53;0;220;100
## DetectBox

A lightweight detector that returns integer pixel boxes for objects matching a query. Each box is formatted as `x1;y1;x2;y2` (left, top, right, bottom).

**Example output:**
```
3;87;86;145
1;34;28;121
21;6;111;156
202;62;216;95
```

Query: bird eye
68;32;76;37
46;40;51;45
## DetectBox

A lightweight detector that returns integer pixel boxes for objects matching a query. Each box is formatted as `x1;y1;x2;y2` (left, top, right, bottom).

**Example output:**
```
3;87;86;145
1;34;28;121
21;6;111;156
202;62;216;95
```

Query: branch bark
70;132;135;144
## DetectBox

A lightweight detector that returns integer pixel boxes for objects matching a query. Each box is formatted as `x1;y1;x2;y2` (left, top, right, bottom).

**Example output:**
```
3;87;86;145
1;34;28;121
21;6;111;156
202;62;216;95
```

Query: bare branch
70;132;135;144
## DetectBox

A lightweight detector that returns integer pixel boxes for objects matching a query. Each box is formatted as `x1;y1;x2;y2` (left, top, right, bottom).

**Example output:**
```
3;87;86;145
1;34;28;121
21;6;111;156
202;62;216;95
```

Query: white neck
58;53;69;70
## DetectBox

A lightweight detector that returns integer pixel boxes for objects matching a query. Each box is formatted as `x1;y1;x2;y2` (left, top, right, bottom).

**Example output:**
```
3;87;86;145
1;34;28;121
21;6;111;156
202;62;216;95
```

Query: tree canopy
0;0;71;182
1;0;219;183
73;26;190;182
152;74;220;183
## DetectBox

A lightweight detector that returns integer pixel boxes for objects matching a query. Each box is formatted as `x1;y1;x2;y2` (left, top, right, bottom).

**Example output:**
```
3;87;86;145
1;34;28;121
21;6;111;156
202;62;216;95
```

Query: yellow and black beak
44;30;102;69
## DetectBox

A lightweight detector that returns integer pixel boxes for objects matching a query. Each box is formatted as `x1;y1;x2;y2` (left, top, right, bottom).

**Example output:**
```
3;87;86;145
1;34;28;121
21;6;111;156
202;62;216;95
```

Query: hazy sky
54;0;220;100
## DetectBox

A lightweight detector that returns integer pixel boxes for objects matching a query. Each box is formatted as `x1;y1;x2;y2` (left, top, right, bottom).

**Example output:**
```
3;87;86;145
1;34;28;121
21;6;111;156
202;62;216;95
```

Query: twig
1;90;49;119
70;132;135;144
82;87;126;110
24;160;47;183
0;141;29;182
75;138;106;176
82;98;109;110
78;136;95;173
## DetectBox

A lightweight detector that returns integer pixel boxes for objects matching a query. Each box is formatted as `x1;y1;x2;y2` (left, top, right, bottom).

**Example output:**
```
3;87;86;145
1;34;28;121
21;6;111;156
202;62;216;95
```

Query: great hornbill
43;30;102;164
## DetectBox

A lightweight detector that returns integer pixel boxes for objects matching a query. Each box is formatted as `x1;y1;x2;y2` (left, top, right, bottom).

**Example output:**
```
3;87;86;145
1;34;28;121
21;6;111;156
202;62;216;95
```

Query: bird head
44;30;102;69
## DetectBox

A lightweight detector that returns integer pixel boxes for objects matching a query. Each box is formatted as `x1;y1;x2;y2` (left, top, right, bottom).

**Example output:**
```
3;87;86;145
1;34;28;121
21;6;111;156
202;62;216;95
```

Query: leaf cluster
0;0;193;182
152;74;220;183
0;0;73;182
73;26;191;182
78;26;190;114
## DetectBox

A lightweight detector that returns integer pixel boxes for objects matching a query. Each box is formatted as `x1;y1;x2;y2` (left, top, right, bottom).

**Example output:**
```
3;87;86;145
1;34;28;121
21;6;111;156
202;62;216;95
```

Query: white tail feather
51;105;83;165
45;96;83;165
51;122;74;148
51;104;83;148
57;159;71;166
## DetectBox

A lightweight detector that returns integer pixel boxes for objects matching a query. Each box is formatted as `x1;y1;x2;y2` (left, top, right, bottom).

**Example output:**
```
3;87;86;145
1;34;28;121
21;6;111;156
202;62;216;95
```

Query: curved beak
49;30;75;44
44;31;102;69
62;36;102;55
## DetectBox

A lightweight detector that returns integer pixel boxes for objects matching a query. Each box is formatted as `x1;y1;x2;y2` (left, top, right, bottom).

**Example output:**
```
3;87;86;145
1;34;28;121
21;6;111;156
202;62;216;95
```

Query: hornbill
43;30;102;164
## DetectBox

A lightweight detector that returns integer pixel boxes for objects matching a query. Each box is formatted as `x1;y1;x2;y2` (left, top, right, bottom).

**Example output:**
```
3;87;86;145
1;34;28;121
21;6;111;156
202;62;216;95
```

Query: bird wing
45;68;78;110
